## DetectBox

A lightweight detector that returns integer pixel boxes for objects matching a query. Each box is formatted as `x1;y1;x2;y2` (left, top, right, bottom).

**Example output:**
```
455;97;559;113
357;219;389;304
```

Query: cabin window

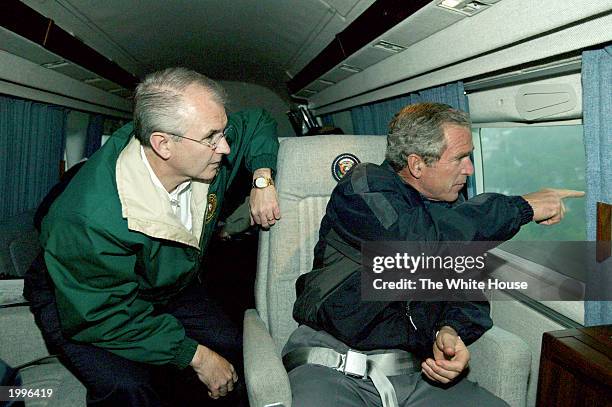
471;124;587;281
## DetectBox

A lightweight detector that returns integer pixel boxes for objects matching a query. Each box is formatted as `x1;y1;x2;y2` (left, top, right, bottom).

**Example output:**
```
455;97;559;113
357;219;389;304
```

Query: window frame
471;119;586;325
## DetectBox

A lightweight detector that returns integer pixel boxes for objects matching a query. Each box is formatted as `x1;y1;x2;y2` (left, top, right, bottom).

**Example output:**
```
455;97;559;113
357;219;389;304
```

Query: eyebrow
455;148;474;160
201;129;222;140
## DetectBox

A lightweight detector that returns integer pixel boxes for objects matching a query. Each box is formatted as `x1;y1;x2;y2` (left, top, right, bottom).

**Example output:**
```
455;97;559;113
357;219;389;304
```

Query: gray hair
385;102;470;171
133;67;227;146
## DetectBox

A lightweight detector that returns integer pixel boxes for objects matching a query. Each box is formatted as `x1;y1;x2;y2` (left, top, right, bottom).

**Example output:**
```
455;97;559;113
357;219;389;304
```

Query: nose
462;156;474;176
216;136;231;155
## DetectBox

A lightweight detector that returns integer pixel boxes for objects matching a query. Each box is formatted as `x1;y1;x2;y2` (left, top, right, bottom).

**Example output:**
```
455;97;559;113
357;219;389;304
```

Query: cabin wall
491;291;571;407
64;111;90;169
310;1;610;115
220;81;293;138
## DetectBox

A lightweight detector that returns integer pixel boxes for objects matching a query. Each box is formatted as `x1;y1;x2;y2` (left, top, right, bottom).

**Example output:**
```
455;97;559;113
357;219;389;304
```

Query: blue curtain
582;44;612;326
350;82;469;135
0;96;67;221
84;114;105;158
349;82;474;195
320;113;334;127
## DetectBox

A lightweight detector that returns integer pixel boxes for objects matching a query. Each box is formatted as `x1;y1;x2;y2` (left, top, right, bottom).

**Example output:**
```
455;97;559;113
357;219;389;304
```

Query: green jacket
41;109;278;369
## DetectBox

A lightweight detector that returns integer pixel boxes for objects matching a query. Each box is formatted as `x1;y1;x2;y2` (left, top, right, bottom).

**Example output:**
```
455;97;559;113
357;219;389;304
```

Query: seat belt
283;346;420;407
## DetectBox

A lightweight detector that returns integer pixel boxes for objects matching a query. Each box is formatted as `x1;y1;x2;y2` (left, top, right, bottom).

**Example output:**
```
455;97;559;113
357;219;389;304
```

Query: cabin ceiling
3;0;610;110
12;0;377;101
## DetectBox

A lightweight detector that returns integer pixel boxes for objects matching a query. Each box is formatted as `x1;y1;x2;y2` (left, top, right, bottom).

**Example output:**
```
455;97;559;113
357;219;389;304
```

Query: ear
406;153;425;179
149;132;172;160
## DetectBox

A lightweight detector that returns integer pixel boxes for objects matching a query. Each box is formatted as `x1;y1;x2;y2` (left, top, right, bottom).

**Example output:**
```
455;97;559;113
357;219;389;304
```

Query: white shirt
140;146;193;231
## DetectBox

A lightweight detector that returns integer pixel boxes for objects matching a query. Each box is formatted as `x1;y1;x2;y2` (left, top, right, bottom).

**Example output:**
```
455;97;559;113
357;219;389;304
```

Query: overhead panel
287;0;378;76
84;78;122;92
1;0;139;89
326;0;363;17
381;5;465;48
0;27;61;65
287;0;476;98
287;0;431;95
310;0;612;111
437;0;499;17
304;79;337;92
342;42;402;70
320;64;362;83
42;61;98;81
294;89;318;99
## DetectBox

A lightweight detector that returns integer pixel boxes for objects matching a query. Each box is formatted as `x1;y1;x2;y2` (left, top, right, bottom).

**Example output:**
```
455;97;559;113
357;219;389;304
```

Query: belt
283;346;420;407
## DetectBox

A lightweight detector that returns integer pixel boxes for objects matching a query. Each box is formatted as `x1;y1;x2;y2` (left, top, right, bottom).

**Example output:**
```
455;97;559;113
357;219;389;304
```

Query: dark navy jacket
294;161;533;357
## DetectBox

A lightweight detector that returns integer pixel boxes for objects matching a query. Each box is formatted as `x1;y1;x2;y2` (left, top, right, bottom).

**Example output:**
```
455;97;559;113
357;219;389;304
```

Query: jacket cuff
511;196;534;225
169;336;198;369
248;154;277;174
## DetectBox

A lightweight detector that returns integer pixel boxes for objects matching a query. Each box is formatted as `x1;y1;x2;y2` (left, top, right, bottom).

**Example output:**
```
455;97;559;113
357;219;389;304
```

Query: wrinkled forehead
441;124;473;154
182;87;227;131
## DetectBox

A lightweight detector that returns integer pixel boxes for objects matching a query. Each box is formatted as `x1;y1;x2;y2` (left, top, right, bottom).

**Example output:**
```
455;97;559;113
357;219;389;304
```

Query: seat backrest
256;135;387;352
0;209;39;278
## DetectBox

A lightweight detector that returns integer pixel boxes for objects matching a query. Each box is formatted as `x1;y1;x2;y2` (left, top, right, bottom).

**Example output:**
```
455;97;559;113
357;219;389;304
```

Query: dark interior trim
287;0;430;95
1;0;139;90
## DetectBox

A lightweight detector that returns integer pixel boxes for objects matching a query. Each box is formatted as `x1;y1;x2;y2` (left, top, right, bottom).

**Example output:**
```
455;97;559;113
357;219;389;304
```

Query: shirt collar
140;146;191;200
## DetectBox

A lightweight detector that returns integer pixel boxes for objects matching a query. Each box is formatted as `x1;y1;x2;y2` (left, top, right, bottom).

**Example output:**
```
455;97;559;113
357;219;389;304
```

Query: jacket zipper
406;302;417;331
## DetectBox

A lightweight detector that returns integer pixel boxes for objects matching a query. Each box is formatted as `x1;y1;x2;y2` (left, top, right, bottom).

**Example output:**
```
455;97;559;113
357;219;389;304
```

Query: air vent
84;78;103;84
515;83;577;121
318;79;335;85
373;40;406;54
42;60;68;69
437;0;493;16
339;64;362;73
294;89;317;98
84;77;122;91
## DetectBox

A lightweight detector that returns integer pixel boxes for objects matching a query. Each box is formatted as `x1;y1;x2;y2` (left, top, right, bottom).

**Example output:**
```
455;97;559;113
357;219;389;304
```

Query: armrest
467;326;531;407
0;304;50;366
243;309;292;407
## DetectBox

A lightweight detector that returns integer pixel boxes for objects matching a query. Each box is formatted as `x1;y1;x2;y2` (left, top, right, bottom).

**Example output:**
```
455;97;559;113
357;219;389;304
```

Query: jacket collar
115;137;209;249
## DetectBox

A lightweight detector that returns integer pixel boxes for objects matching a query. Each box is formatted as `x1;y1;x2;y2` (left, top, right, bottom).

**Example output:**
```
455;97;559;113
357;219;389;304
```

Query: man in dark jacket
286;102;583;407
25;67;280;406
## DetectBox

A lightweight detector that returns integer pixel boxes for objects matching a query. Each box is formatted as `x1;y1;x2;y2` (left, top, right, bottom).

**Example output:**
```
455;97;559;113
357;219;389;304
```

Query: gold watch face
254;177;269;188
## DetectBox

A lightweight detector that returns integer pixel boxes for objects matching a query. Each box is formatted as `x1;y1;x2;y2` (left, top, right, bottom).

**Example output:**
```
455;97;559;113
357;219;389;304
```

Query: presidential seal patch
205;193;217;224
332;153;360;182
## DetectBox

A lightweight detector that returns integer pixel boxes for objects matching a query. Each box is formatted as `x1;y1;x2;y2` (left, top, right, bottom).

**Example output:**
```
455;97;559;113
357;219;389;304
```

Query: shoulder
48;149;123;226
337;162;404;196
228;109;275;126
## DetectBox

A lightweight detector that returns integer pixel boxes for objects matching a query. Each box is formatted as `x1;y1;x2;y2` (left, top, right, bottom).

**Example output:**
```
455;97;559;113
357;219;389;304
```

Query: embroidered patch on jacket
206;193;217;224
332;153;360;182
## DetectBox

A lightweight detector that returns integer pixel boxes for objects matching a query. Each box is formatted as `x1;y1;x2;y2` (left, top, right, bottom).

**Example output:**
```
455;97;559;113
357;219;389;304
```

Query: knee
289;365;351;407
86;373;156;406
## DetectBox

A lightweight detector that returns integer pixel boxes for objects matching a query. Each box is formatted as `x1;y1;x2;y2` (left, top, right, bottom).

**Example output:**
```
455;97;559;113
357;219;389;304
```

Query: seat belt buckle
338;349;368;378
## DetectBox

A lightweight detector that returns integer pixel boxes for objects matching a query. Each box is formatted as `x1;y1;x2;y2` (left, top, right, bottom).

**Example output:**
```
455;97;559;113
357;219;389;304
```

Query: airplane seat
0;210;86;406
243;135;531;407
0;210;39;278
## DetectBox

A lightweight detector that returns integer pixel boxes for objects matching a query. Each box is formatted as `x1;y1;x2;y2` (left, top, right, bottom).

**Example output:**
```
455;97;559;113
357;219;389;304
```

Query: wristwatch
252;176;274;189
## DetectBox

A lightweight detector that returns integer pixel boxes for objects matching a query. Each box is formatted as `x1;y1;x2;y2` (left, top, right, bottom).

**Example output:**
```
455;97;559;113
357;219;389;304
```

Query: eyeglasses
164;124;234;150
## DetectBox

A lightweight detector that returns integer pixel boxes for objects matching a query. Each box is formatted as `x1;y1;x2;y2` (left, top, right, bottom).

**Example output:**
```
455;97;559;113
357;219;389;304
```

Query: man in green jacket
34;67;280;406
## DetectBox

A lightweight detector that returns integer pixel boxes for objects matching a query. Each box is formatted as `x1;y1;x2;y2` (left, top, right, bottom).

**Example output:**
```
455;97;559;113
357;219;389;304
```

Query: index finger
556;189;585;198
434;359;465;374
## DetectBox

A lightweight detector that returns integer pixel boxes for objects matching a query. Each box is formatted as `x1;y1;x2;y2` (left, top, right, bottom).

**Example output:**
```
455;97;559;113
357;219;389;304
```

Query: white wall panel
312;0;611;114
220;81;292;138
